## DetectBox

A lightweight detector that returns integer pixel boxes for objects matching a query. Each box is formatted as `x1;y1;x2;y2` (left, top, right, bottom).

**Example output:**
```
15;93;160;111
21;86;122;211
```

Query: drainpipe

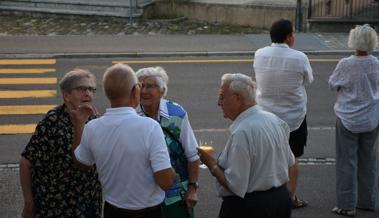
129;0;133;24
349;0;353;20
295;0;303;32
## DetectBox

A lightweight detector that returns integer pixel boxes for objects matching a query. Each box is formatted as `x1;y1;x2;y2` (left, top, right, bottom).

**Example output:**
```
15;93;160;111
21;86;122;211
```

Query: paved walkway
0;32;355;58
191;0;295;6
0;33;347;57
0;13;362;58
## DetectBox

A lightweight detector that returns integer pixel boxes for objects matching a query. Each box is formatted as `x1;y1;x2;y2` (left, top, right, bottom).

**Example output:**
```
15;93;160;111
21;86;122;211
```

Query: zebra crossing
0;59;57;134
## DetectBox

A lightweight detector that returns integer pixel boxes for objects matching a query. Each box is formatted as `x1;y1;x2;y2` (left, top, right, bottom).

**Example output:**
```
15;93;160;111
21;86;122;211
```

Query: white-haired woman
135;66;200;218
329;24;379;217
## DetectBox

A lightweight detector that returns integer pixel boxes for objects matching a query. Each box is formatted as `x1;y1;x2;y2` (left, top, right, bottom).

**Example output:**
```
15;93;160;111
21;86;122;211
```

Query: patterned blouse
329;55;379;133
21;104;102;218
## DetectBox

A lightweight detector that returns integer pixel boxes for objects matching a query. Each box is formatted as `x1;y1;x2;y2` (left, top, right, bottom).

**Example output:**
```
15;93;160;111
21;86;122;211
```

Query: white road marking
194;127;335;133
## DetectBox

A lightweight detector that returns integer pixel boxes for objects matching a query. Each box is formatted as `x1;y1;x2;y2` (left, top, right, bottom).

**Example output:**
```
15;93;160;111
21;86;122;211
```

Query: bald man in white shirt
70;64;175;218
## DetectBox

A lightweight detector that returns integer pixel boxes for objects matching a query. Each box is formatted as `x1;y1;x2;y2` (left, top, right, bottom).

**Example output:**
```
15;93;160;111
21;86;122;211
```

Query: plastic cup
199;145;214;154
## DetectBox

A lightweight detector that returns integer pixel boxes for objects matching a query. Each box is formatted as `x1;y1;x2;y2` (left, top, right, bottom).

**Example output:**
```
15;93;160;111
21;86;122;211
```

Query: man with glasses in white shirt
253;18;313;209
198;73;295;218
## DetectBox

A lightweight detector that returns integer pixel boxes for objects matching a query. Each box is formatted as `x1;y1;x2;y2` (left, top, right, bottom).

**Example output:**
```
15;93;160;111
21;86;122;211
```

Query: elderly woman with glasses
19;69;102;218
136;66;200;218
329;24;379;217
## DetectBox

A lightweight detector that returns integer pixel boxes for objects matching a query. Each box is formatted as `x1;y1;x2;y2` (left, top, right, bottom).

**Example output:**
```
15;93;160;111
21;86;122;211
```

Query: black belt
223;184;287;200
245;184;286;197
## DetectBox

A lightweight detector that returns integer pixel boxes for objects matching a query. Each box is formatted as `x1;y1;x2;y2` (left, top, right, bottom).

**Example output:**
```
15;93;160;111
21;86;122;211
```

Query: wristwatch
188;182;199;189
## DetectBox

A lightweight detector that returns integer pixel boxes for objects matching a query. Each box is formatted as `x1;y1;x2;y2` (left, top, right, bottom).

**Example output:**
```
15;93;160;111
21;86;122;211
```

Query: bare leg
288;159;307;208
288;159;299;196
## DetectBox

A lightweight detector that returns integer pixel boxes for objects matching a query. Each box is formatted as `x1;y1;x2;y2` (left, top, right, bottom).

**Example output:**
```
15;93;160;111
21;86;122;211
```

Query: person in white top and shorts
253;18;313;209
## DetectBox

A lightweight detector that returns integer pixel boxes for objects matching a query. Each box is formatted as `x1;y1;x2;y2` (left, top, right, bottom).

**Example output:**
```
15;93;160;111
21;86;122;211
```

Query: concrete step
0;6;142;17
0;0;153;7
0;0;152;17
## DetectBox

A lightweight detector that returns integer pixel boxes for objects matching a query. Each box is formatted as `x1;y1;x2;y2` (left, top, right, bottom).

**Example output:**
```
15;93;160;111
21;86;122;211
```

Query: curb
0;50;378;59
0;51;255;59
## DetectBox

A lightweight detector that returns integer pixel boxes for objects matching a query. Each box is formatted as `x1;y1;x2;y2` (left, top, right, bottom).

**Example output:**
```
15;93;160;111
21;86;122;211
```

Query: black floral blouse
21;104;102;218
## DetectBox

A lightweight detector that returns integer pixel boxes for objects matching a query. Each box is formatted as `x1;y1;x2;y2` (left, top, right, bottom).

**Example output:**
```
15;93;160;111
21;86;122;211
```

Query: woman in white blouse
329;24;379;217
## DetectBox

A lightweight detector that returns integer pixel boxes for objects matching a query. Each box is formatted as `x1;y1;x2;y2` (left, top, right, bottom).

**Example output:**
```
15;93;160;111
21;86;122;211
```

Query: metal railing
308;0;379;21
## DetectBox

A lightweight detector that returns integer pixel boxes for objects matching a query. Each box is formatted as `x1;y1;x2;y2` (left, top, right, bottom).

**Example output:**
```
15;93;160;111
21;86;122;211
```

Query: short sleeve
277;118;295;167
223;131;251;198
149;124;172;172
179;113;199;162
21;119;52;165
74;125;95;166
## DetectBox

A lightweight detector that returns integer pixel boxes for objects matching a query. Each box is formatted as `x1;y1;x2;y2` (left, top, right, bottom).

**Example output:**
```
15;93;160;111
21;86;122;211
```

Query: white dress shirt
75;107;172;209
329;55;379;133
253;43;313;131
216;105;295;198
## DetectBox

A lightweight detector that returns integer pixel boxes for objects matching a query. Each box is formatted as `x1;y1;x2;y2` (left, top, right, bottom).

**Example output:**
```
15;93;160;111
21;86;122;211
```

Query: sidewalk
0;14;359;58
0;33;356;58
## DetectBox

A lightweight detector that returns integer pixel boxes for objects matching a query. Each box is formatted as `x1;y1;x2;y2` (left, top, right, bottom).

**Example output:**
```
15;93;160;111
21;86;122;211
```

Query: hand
183;187;198;216
22;201;35;218
69;103;98;126
184;187;198;209
197;147;216;168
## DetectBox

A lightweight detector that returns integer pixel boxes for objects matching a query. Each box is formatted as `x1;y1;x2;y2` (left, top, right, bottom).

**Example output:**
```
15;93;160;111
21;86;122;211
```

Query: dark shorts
289;116;308;158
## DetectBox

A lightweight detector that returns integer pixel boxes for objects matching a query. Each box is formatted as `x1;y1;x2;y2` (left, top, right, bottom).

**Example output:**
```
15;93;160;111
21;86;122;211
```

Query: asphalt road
0;55;340;163
1;55;378;218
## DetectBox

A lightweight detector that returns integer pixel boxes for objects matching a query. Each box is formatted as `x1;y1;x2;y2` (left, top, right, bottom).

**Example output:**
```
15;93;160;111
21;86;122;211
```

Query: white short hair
221;73;256;104
135;66;169;96
348;24;378;52
103;63;137;100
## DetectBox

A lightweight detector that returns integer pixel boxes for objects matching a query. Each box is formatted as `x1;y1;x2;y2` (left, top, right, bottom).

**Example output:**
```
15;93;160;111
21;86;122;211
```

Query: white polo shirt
75;107;172;210
216;106;295;198
253;43;313;131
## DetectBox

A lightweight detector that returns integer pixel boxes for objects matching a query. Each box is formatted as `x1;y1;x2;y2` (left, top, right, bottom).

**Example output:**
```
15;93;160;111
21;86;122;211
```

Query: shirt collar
229;105;260;133
352;54;373;59
158;98;170;119
271;43;289;48
136;98;170;121
105;107;137;116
